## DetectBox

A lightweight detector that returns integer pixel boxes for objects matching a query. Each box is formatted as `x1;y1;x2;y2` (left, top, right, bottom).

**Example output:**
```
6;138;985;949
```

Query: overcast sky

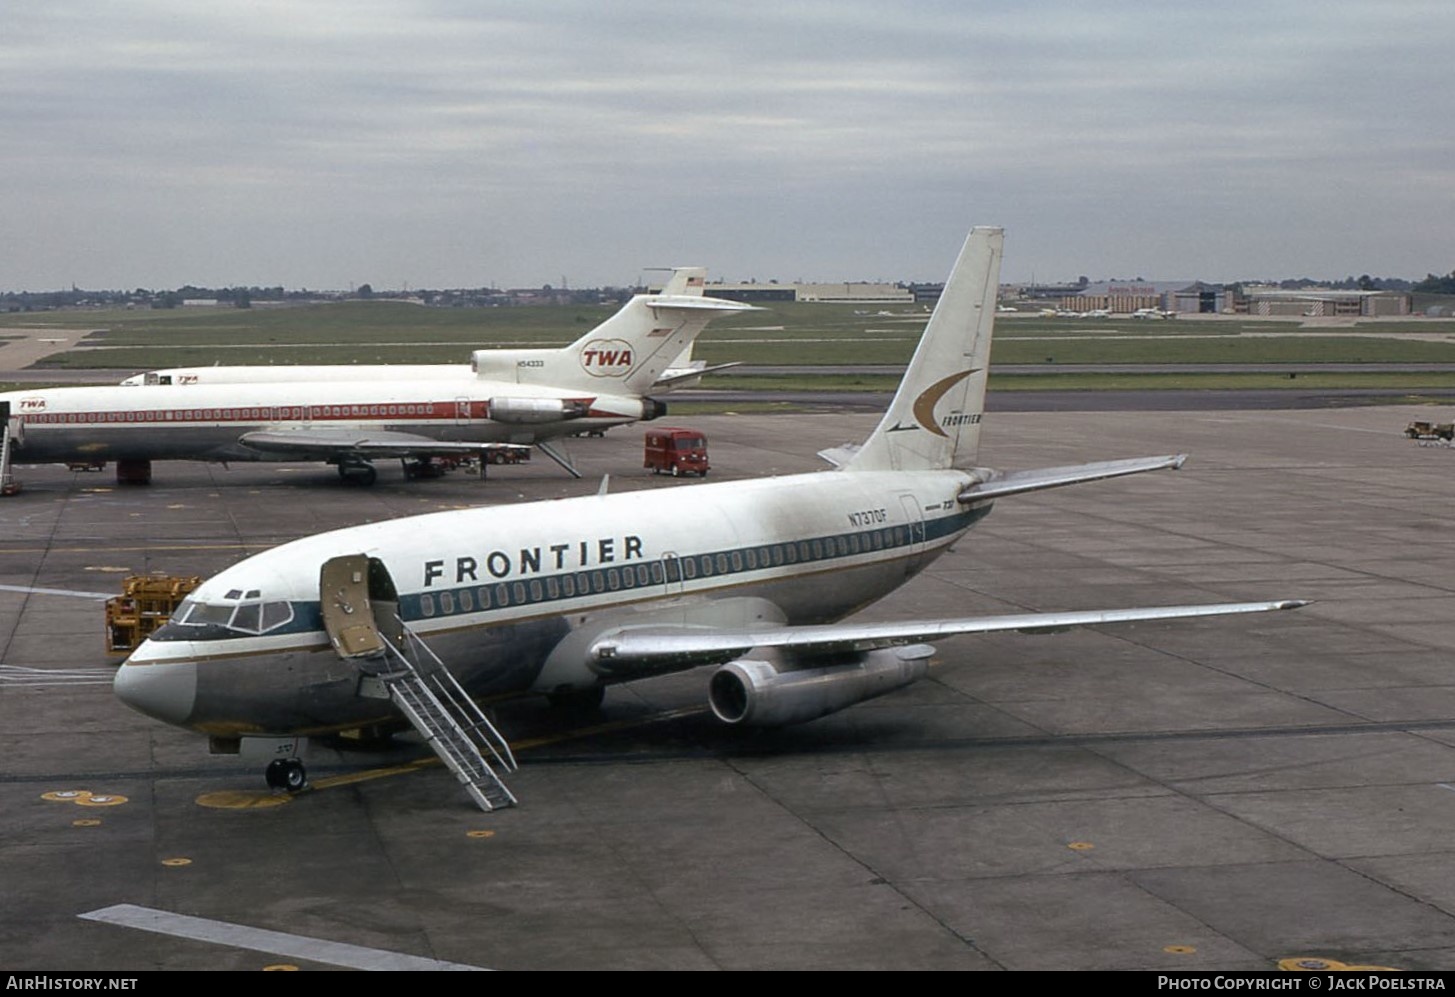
4;1;1452;291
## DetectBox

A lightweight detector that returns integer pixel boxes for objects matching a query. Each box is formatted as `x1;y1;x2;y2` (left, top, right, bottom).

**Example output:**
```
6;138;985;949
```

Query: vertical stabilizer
658;267;707;297
539;270;750;395
844;226;1003;472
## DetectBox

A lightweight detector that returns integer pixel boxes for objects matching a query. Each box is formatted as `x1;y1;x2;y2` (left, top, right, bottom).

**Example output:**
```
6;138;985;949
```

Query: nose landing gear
264;758;308;793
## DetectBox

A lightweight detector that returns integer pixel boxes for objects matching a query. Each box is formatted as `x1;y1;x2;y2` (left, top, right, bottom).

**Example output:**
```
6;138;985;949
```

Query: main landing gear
264;758;308;793
335;458;377;486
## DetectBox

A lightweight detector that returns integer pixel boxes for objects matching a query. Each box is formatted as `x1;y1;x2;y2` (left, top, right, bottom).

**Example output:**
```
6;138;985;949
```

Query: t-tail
844;226;1003;473
514;268;750;395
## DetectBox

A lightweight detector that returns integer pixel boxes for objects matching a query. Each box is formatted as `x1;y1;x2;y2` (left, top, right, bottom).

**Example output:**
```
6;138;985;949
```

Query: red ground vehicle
644;427;709;477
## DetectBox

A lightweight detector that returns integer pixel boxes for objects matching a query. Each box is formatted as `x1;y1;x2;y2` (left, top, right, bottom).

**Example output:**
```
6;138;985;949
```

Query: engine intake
707;646;933;727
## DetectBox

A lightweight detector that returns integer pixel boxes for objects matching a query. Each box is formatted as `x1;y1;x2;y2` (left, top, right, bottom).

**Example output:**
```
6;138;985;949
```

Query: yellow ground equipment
105;575;201;655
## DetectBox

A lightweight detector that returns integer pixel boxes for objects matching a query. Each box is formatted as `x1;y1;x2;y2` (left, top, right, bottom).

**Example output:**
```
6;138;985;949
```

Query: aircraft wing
588;600;1305;673
959;455;1186;503
239;429;526;461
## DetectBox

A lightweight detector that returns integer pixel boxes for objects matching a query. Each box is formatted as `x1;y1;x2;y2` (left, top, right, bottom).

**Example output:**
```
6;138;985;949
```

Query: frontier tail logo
579;339;636;378
886;368;982;436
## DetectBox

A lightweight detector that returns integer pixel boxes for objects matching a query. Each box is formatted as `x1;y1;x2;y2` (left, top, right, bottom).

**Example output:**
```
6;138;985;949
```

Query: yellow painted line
193;706;708;805
1164;945;1196;954
195;790;292;810
309;757;438;789
161;858;192;867
42;789;127;807
1067;841;1095;851
1278;957;1401;972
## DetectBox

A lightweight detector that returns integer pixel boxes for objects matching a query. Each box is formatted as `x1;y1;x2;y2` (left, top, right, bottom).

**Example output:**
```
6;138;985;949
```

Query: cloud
2;1;1452;287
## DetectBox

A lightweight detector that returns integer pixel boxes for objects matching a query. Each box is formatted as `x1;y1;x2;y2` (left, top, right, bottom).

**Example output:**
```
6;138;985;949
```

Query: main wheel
283;759;307;793
264;758;290;789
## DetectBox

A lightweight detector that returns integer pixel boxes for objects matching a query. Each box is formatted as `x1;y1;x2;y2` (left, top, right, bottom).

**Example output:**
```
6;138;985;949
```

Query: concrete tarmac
3;406;1455;971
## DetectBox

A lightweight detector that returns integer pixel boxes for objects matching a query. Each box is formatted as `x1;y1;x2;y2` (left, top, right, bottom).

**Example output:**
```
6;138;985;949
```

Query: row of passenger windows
421;561;668;617
415;525;916;618
36;404;438;424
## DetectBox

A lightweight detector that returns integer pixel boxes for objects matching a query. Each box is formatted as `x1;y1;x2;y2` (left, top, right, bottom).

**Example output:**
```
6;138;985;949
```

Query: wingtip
1171;454;1188;470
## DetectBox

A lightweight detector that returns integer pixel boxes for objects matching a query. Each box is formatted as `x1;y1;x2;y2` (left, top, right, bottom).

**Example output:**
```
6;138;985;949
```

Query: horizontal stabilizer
644;295;757;314
960;454;1186;503
590;600;1306;670
241;429;527;460
817;443;862;468
652;361;743;388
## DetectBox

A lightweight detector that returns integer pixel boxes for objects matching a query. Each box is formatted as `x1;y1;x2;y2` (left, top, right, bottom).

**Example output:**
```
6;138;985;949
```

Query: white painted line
79;904;489;971
0;665;112;686
0;584;114;599
1436;783;1455;793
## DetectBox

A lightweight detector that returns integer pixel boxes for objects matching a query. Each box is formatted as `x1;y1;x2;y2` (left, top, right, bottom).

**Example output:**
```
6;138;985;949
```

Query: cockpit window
230;604;261;632
260;601;293;631
173;594;295;635
186;602;236;627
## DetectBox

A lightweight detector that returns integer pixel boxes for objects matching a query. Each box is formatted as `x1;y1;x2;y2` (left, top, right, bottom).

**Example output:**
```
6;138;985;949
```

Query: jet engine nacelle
707;645;934;727
487;397;591;424
641;397;667;421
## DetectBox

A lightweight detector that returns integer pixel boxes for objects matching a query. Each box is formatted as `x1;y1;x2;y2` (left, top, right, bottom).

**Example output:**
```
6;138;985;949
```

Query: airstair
319;553;517;812
1;402;18;496
374;630;518;812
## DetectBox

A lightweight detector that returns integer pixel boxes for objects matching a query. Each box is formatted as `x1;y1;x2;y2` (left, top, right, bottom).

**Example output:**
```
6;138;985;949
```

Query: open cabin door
319;554;404;659
319;553;519;812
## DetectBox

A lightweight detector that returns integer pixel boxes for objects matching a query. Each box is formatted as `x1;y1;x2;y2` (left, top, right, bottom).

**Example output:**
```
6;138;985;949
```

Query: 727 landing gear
335;459;378;486
264;758;308;793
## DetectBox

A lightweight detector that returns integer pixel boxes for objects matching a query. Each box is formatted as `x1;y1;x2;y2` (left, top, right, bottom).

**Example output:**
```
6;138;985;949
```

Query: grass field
9;300;1455;373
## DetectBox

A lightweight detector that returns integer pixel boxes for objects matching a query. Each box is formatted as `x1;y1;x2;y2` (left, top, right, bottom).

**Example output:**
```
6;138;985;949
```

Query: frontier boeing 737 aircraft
112;227;1303;810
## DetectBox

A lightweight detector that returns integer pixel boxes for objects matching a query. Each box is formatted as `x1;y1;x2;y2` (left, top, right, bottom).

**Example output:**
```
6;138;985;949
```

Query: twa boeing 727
116;268;742;392
0;270;750;488
112;227;1303;808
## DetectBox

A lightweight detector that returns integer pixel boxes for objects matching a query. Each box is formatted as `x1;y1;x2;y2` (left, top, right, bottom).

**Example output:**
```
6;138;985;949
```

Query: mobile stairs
369;630;518;811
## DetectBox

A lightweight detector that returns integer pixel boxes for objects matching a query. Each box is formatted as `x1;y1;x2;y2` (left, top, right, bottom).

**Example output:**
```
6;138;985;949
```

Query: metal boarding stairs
1;405;16;496
374;624;518;812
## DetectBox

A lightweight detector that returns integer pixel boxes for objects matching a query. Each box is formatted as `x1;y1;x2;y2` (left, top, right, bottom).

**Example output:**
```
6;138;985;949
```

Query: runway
3;406;1455;970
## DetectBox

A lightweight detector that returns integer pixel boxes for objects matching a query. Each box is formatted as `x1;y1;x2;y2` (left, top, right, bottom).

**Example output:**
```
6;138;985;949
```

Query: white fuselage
121;365;470;386
116;468;987;736
2;376;651;464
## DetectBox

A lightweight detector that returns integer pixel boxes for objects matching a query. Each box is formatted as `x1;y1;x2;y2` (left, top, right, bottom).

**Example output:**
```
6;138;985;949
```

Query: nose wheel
264;758;308;793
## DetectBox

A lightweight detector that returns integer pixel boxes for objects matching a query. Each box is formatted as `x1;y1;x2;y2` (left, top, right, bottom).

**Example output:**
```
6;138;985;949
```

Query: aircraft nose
114;658;198;726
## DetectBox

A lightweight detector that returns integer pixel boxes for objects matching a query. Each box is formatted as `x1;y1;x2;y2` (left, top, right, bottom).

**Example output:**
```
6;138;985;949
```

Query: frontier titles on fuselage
422;535;647;588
